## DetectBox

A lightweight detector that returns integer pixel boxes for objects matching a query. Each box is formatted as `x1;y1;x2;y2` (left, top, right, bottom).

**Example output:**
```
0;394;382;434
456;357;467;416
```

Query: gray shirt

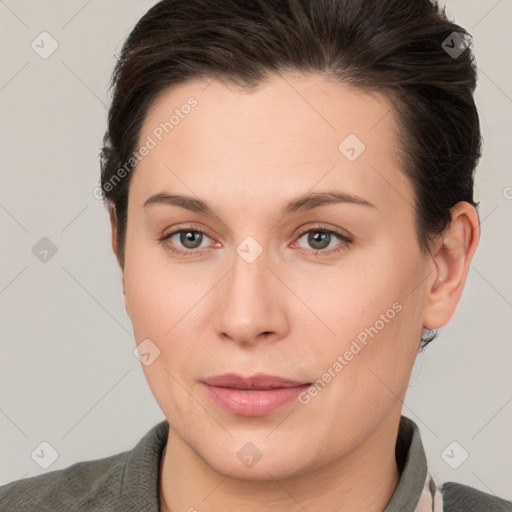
1;415;511;511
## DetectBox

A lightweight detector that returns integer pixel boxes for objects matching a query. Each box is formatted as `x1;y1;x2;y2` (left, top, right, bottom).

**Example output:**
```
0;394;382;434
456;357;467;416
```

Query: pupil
310;231;329;249
182;231;201;248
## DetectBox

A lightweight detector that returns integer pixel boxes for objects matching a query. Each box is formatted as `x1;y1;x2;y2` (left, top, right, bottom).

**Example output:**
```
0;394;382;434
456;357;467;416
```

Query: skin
109;73;479;511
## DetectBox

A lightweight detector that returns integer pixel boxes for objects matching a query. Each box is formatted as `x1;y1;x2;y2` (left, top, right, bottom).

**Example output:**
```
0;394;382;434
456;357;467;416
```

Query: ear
108;203;119;263
108;203;129;313
422;201;480;330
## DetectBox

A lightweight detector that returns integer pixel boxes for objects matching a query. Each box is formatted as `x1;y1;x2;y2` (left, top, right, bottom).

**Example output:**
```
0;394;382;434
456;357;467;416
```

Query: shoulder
0;450;129;512
441;481;512;511
0;419;169;512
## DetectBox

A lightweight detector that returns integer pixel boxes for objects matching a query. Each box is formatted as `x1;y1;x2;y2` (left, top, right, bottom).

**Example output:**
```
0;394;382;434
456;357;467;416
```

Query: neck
159;413;402;512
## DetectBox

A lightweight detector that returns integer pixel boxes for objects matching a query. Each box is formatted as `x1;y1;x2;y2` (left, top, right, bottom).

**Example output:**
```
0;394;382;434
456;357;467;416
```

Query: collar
384;415;443;511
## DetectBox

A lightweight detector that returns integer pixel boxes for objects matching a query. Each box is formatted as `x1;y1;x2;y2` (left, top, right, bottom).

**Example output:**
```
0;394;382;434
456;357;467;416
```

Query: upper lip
201;373;309;390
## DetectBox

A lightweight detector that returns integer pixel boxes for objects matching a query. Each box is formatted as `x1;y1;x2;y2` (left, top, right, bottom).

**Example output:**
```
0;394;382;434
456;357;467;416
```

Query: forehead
130;73;412;214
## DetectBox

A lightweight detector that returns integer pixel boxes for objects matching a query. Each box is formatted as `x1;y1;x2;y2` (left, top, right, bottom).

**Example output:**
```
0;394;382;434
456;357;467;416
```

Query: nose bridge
214;240;287;344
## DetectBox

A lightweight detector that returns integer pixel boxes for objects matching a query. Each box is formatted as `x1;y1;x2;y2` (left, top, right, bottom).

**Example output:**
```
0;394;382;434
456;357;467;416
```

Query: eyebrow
143;190;376;217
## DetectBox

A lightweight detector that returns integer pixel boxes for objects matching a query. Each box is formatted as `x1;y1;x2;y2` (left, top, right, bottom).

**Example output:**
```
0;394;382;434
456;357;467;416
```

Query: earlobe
423;202;480;330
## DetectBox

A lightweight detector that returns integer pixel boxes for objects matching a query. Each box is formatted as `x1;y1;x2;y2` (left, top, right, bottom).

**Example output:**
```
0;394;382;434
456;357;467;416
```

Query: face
120;73;432;480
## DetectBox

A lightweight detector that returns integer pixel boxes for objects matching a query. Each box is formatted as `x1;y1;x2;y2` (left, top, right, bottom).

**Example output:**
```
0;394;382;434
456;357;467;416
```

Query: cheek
123;228;200;334
123;252;208;417
123;241;223;389
292;248;425;394
125;266;201;347
288;255;417;348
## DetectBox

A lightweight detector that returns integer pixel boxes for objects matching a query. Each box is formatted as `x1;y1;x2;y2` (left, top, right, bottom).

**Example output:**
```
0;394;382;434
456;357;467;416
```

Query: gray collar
384;415;430;511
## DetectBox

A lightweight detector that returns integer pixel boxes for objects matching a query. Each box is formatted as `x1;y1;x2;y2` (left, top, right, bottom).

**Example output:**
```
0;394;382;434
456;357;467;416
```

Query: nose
212;246;290;347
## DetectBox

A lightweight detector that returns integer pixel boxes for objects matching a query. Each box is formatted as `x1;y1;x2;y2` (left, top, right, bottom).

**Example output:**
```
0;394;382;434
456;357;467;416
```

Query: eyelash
159;225;352;257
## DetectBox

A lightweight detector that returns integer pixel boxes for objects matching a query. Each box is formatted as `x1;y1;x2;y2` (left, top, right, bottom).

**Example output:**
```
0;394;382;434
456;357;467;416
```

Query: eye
160;225;352;257
160;227;218;255
293;226;352;255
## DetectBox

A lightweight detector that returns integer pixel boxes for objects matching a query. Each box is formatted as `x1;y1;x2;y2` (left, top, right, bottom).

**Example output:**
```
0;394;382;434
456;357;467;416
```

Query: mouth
200;373;312;416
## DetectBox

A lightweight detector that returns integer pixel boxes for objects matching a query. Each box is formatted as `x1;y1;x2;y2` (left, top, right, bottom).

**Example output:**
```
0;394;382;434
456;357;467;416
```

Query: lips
200;373;312;416
201;373;308;389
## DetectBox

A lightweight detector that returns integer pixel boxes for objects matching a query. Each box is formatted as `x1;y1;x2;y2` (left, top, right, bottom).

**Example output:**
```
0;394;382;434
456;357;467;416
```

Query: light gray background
1;0;511;501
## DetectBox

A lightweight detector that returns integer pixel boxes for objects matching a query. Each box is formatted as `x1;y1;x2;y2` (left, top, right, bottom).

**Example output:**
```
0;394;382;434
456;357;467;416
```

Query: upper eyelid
164;226;215;241
163;221;214;237
296;226;348;238
164;224;346;240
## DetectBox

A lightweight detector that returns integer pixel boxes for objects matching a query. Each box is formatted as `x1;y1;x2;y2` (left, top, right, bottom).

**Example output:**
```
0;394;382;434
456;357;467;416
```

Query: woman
1;0;511;510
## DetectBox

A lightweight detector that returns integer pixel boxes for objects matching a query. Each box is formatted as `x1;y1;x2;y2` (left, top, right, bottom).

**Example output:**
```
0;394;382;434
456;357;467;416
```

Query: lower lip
201;382;311;416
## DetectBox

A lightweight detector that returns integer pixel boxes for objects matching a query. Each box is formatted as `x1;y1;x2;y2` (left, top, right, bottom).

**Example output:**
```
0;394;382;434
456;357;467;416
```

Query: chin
194;438;319;482
210;457;308;482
